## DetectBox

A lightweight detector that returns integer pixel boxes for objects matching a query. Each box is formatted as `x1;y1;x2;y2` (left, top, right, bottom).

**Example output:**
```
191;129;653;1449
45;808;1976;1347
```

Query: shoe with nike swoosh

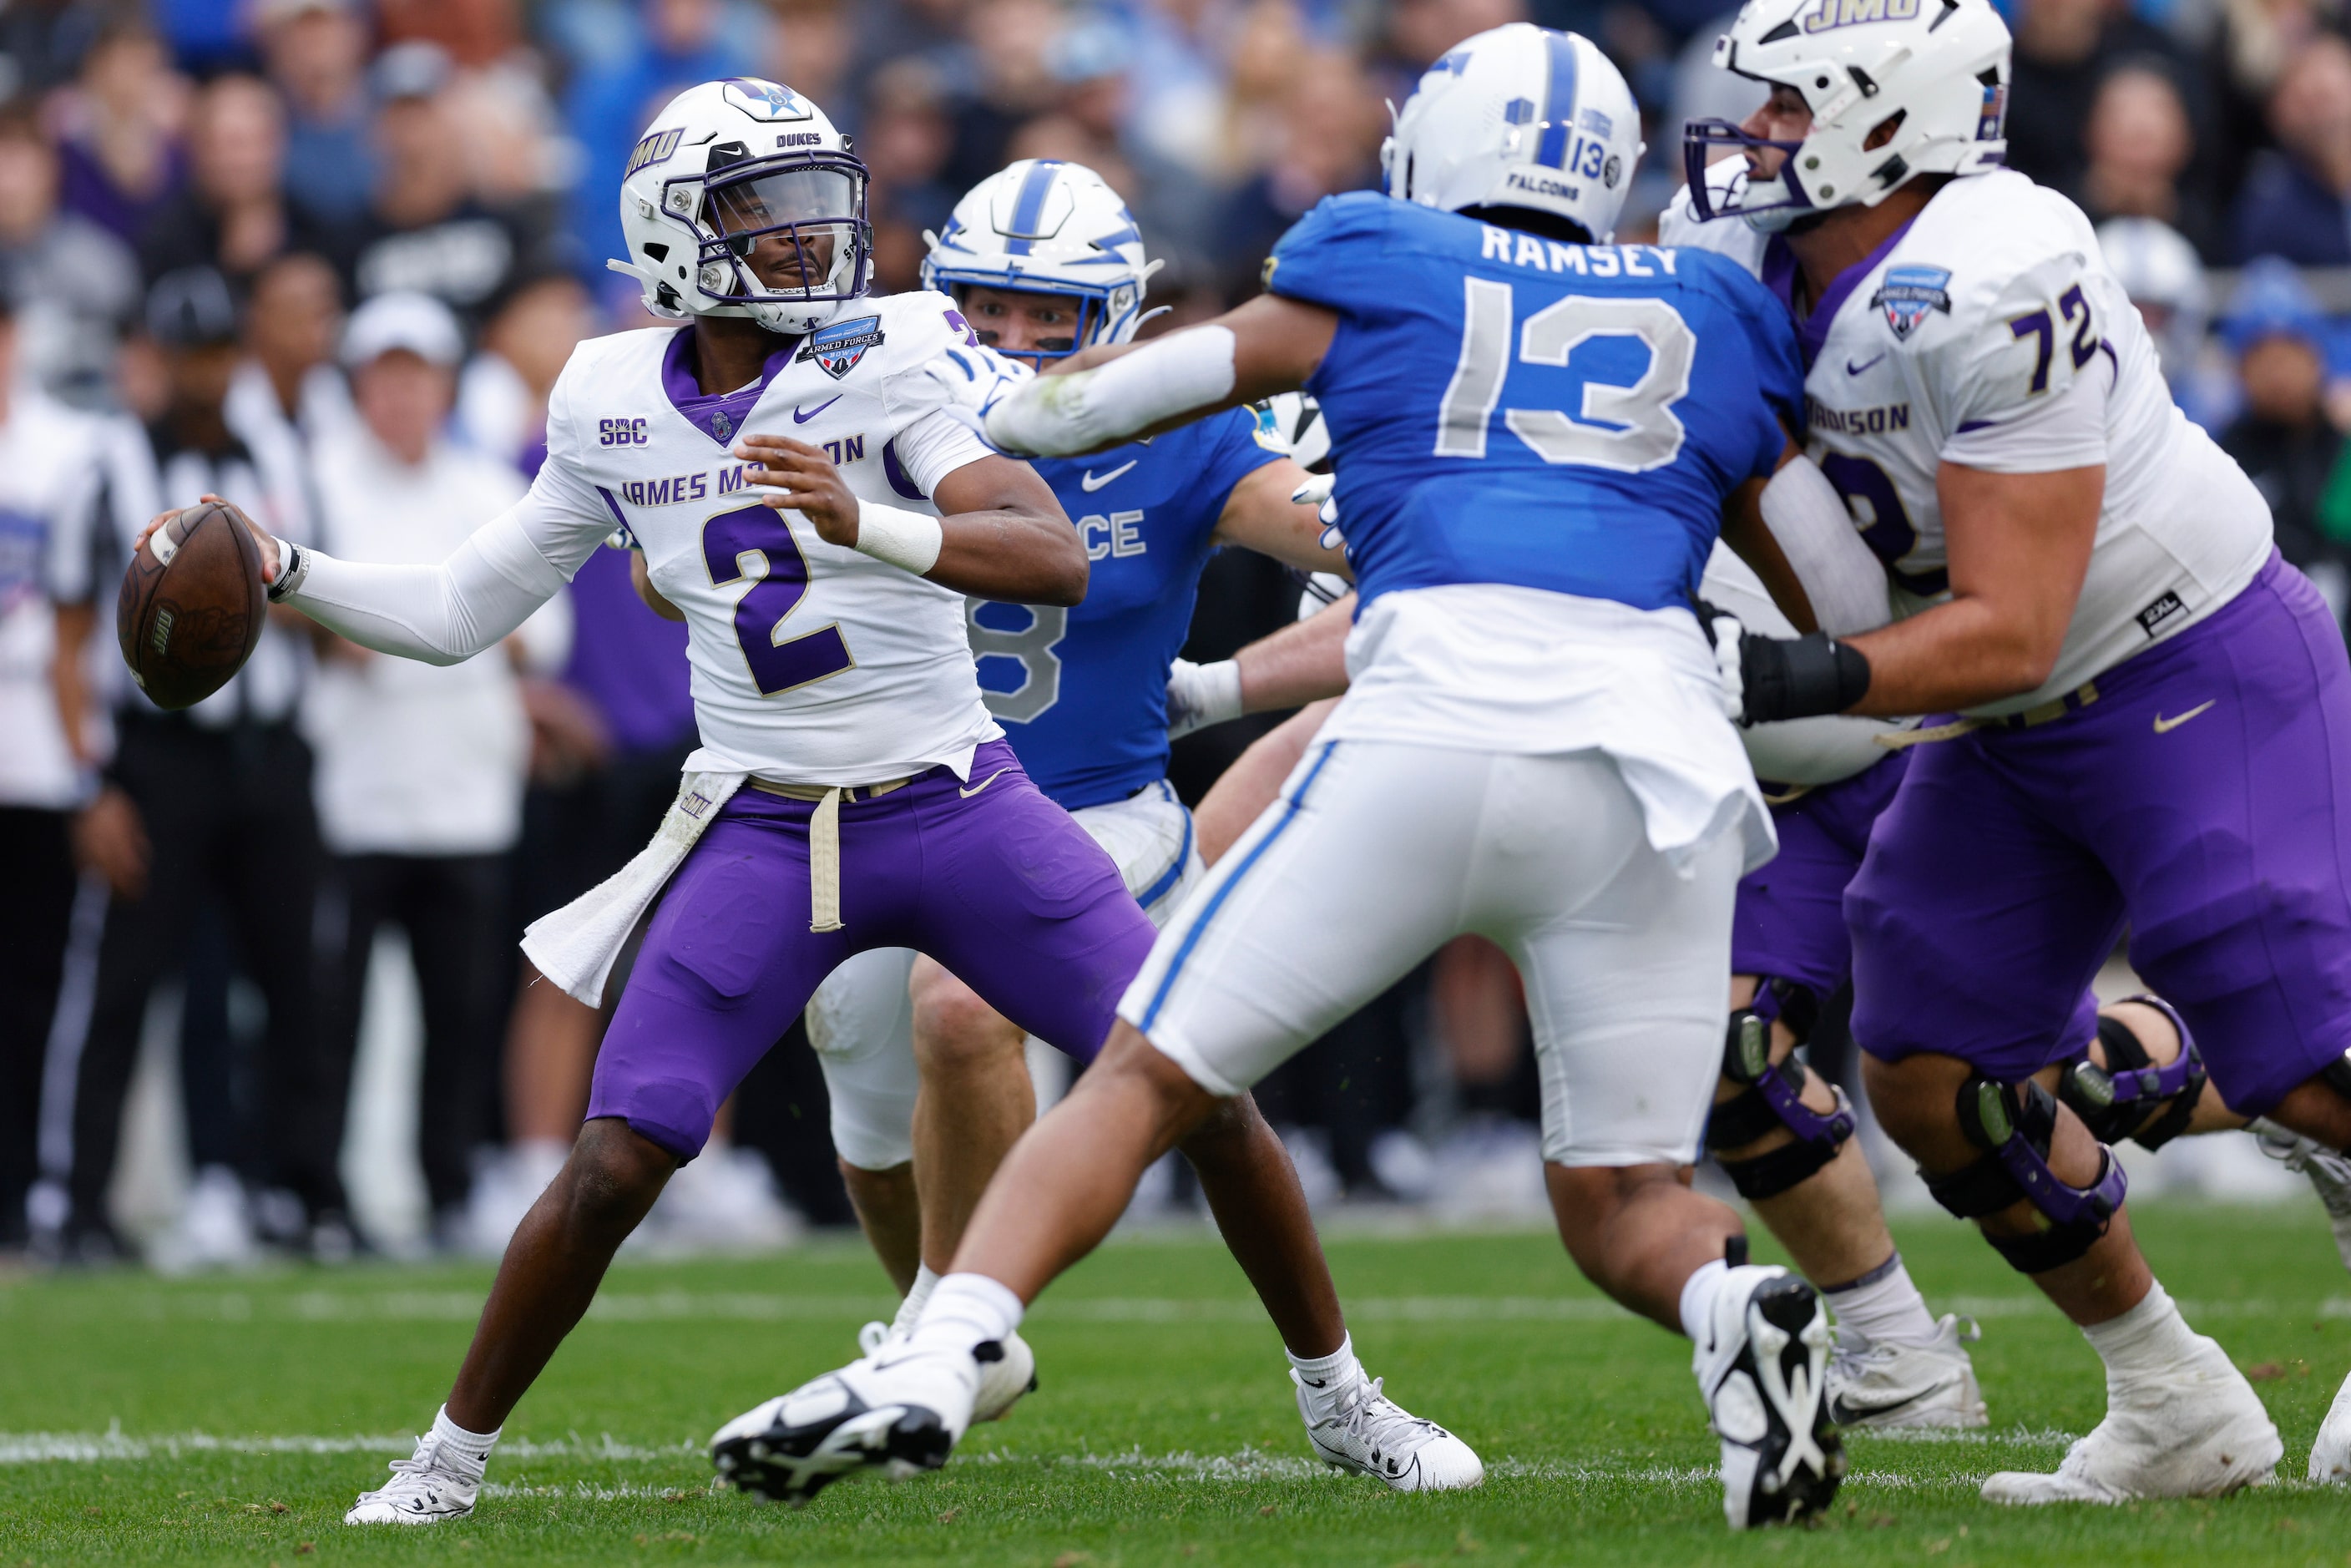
1825;1314;1987;1429
1294;1363;1484;1491
711;1340;980;1505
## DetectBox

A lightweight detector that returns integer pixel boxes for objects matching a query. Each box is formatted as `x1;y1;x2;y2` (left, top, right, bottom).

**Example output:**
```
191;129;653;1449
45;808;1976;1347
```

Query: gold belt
1875;680;2100;751
749;776;913;932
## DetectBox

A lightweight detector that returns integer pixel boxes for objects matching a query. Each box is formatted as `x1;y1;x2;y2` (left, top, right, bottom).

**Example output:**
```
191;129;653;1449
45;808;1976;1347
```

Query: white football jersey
509;291;1004;785
1665;169;2273;717
0;387;107;809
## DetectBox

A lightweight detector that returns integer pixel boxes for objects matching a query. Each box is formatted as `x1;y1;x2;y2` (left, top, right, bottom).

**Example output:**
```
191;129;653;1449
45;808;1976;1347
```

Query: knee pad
1706;979;1855;1201
1924;1076;2127;1274
2057;996;2206;1151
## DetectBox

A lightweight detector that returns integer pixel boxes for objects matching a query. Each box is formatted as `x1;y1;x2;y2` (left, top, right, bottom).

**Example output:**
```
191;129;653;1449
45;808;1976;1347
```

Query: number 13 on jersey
1434;277;1696;472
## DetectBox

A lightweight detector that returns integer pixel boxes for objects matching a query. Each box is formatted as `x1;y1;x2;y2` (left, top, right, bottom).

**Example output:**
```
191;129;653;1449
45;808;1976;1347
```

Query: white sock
908;1272;1024;1357
890;1264;942;1338
2082;1280;2202;1383
1287;1333;1360;1409
1823;1252;1941;1349
1679;1259;1729;1343
429;1406;498;1477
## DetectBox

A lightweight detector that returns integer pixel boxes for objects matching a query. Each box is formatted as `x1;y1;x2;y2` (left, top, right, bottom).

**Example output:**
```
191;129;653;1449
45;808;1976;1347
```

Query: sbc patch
1873;265;1952;341
801;315;885;379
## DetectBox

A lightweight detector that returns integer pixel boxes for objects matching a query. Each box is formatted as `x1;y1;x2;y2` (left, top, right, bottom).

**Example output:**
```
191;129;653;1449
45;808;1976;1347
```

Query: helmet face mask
1681;0;2013;231
922;159;1158;368
614;78;872;336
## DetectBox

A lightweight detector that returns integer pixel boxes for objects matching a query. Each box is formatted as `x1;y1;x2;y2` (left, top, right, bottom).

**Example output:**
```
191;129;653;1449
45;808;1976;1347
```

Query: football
114;498;269;711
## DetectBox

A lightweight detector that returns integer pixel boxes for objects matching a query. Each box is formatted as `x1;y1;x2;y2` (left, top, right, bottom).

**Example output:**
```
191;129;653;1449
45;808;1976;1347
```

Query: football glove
1702;602;1873;726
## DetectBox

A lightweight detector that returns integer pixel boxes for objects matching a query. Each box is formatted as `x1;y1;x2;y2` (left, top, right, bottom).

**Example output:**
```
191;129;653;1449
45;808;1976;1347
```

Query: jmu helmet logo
1873;264;1953;341
722;78;813;123
1802;0;1921;31
625;127;683;179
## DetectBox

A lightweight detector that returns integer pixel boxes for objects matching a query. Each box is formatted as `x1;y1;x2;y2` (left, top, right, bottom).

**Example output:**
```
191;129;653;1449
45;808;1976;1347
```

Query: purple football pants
1849;550;2351;1114
584;740;1156;1161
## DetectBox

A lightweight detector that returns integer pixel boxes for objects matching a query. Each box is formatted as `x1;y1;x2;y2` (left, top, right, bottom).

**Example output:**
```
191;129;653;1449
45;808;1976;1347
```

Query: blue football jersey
1266;192;1802;615
968;407;1282;811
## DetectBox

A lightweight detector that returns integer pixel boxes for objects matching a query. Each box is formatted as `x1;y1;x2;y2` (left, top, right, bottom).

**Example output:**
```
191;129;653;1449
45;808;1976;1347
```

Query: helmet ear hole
1863;109;1907;152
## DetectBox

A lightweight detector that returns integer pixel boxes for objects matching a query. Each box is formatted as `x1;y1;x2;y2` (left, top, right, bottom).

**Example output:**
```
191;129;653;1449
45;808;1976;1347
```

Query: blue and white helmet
1683;0;2011;231
921;159;1162;366
610;78;870;336
1382;25;1646;244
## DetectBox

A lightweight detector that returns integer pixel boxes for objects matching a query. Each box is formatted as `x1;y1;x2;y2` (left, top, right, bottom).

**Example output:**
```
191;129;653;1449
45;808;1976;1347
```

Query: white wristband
983;326;1236;456
852;500;945;577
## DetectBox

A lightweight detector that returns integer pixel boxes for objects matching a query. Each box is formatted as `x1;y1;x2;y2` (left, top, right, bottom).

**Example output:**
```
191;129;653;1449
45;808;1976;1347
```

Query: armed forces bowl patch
801;315;885;379
1873;265;1952;341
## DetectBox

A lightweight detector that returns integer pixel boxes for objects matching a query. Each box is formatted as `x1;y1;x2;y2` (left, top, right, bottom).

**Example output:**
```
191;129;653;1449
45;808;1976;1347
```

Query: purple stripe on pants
1848;551;2351;1112
584;740;1156;1161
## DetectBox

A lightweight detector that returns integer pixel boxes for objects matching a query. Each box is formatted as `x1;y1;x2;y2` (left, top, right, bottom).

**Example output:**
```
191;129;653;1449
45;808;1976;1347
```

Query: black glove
1701;601;1873;726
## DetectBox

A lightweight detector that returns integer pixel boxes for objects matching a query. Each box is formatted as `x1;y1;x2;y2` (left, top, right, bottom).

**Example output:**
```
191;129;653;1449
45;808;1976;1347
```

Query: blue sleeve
1262;192;1394;313
1199;407;1287;518
1699;256;1805;483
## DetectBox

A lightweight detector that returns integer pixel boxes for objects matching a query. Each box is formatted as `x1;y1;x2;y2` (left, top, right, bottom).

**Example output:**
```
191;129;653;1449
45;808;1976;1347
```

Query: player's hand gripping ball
116;498;271;711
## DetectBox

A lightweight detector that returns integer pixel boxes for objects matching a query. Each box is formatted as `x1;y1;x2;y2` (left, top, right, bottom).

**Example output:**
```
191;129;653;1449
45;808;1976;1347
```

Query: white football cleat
2308;1368;2351;1482
1827;1315;1988;1429
343;1432;482;1525
1694;1264;1845;1528
857;1320;1037;1424
712;1340;979;1505
2254;1121;2351;1272
1294;1366;1484;1491
1982;1333;2280;1503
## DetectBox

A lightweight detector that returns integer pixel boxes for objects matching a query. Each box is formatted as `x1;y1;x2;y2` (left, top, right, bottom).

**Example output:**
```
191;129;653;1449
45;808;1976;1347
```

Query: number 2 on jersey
702;505;854;695
1434;277;1695;472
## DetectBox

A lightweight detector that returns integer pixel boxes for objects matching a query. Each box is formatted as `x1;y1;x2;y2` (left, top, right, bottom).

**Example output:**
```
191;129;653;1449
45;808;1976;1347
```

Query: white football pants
1121;739;1738;1167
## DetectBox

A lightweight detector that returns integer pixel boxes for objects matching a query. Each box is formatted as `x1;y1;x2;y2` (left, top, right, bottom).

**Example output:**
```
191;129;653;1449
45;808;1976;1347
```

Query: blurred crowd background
2;0;2345;1272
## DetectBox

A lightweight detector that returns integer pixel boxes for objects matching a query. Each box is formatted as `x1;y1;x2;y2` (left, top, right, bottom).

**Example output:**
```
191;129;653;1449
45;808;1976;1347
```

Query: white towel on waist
521;771;746;1005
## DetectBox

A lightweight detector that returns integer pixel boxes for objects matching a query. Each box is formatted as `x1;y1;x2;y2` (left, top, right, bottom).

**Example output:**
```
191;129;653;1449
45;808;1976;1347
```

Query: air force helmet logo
1873;264;1953;341
721;78;814;123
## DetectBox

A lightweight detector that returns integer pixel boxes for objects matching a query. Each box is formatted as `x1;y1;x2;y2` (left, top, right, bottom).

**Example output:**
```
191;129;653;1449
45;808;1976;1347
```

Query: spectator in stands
2079;64;2215;260
332;43;542;331
1216;48;1384;295
226;250;355;460
859;58;960;293
0;292;109;1254
258;0;376;227
0;103;139;410
32;266;321;1267
53;18;186;248
453;272;592;468
139;73;331;291
2003;0;2206;204
939;0;1062;195
2096;216;2227;427
302;292;569;1253
2217;259;2350;622
2232;33;2351;266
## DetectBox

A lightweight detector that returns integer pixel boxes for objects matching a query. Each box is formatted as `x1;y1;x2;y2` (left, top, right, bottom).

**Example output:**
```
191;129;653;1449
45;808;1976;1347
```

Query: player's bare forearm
1720;468;1818;635
629;550;685;621
929;454;1088;605
1238;593;1353;712
1212;458;1351;579
999;296;1341;454
1844;462;2101;715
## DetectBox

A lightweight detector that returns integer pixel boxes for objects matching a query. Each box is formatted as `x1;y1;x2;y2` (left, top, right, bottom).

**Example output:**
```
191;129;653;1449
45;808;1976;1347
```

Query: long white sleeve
286;502;569;665
1759;454;1893;636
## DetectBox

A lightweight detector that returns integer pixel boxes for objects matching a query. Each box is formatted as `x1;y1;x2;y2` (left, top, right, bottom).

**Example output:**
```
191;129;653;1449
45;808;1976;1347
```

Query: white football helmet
609;77;869;336
2096;216;2208;388
1684;0;2011;231
920;159;1161;367
1382;24;1646;245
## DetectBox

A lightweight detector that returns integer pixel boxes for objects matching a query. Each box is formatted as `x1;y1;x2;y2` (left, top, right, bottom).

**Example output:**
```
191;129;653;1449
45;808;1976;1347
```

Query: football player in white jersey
134;77;1377;1527
1669;0;2351;1500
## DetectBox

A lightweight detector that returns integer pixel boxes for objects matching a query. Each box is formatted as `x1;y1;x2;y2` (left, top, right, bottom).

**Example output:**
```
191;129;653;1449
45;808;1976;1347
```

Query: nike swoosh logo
793;397;842;423
1828;1388;1934;1425
1847;353;1886;375
958;766;1011;799
2152;701;2216;734
1080;460;1138;492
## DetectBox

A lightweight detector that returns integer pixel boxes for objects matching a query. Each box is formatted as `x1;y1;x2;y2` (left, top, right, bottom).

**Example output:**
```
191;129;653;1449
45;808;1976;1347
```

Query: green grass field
8;1203;2351;1565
